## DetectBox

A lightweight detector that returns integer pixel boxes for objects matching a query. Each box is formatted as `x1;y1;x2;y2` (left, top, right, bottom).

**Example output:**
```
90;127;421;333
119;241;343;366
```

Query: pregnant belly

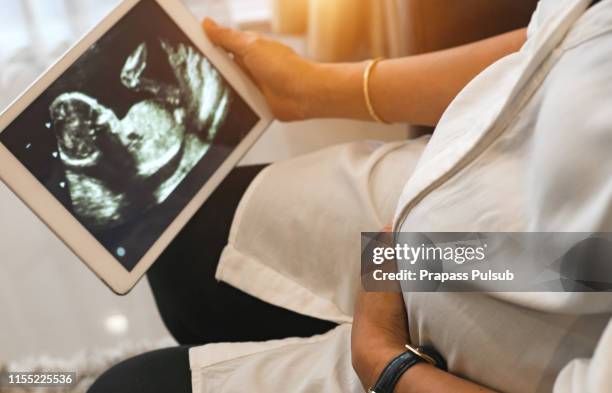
404;292;608;392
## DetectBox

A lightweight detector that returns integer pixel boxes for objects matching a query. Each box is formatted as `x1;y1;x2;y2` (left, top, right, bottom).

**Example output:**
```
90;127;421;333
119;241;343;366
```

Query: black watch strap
369;345;447;393
368;351;421;393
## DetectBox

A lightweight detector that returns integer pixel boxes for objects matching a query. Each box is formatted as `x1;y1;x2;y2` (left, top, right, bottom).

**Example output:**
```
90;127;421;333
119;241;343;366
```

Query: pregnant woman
90;0;612;392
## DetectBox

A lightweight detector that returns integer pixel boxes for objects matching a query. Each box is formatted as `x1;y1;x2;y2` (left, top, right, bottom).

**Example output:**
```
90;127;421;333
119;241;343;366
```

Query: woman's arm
203;19;526;126
351;289;497;393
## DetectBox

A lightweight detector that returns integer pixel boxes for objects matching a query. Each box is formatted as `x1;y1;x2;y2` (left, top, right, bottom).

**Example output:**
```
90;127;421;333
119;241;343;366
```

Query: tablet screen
0;0;260;271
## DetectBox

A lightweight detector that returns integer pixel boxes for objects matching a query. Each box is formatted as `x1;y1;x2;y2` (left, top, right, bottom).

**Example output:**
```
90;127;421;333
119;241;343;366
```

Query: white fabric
396;0;612;391
191;138;428;393
190;0;612;391
400;0;612;390
217;139;428;323
190;325;360;393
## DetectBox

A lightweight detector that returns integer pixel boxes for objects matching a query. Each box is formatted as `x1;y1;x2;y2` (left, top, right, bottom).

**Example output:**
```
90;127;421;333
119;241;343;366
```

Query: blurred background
0;0;406;382
0;0;413;112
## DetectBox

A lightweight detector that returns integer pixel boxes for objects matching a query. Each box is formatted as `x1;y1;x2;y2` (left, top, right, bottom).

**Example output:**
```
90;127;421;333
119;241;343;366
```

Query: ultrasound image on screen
0;0;260;271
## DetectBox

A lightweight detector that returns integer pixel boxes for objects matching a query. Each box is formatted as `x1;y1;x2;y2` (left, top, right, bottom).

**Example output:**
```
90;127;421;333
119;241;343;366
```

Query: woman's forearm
306;28;526;126
351;289;498;393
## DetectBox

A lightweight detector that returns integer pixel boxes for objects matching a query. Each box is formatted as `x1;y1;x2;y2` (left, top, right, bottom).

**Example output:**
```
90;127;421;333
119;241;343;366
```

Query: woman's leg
147;165;336;346
88;347;191;393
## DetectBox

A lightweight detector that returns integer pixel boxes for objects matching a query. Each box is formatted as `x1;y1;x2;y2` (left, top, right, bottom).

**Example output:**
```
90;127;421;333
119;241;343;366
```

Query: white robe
190;0;612;391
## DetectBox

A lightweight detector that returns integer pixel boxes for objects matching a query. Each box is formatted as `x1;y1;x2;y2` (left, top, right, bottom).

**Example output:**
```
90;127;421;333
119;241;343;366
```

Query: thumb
203;18;251;56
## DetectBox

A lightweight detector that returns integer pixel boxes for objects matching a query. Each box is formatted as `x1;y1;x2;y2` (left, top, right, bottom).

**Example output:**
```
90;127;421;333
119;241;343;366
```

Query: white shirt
396;0;612;390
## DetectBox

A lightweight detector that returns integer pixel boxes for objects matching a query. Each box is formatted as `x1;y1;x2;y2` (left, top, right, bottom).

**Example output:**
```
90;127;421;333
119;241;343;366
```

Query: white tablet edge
0;0;273;294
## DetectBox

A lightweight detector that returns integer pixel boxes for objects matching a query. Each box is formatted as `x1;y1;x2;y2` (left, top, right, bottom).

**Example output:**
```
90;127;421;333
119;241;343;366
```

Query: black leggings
89;166;336;393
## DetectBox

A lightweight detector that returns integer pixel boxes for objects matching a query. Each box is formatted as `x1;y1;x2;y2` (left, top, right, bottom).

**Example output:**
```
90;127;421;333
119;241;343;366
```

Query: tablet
0;0;272;294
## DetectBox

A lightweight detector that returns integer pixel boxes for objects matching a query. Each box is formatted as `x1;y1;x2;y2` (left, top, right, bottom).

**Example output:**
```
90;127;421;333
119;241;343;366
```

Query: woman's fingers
203;18;253;57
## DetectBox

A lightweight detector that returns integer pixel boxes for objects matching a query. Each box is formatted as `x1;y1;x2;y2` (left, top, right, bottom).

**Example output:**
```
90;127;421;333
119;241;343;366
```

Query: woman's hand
203;18;319;121
351;227;497;393
351;225;408;388
351;287;410;390
351;289;498;393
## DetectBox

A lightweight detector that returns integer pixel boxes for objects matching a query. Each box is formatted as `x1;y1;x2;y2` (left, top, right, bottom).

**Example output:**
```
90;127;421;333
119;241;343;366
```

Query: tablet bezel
0;0;273;294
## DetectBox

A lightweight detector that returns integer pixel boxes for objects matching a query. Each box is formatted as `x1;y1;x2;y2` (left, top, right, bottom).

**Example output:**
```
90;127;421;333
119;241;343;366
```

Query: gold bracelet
363;57;389;124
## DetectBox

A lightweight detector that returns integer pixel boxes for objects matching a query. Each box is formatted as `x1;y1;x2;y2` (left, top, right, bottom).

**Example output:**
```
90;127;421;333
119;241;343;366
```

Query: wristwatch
368;344;447;393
